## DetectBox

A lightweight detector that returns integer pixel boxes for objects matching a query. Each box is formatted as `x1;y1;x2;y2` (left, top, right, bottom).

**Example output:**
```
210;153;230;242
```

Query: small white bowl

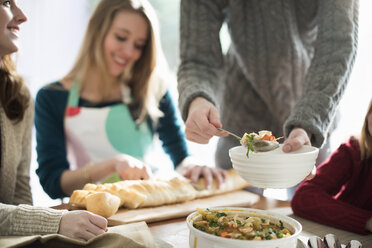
187;207;302;248
229;144;319;189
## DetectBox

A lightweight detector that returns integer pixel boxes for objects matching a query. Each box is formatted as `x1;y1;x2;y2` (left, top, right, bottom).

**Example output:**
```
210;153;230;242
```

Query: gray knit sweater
0;86;65;236
178;0;358;169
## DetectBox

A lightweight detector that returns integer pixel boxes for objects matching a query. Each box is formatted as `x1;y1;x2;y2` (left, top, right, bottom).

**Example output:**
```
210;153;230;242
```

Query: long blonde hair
359;98;372;160
64;0;166;122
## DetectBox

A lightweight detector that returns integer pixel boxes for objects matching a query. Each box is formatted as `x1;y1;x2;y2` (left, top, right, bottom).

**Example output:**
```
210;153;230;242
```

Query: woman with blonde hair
0;0;107;241
35;0;226;199
292;98;372;234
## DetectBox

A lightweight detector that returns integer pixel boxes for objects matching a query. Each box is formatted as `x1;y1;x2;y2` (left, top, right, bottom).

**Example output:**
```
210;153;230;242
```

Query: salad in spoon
218;128;282;157
240;130;282;157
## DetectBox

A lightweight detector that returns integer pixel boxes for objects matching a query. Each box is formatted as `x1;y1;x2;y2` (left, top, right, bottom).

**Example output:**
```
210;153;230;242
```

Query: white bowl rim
186;207;302;244
229;144;319;158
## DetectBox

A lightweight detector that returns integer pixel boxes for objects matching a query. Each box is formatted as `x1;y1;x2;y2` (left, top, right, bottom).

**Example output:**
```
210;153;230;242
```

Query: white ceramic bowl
187;207;302;248
229;144;319;189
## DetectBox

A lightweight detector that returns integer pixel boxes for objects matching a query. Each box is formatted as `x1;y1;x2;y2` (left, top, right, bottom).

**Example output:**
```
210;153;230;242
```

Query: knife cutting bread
69;169;249;217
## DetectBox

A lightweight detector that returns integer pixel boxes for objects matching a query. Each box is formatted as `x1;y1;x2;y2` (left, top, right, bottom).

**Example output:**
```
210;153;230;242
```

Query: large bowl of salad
187;207;302;248
229;143;319;189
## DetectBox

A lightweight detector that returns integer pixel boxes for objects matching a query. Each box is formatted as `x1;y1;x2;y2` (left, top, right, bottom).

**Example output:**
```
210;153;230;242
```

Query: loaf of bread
86;192;121;218
70;190;121;218
193;169;249;198
82;177;197;209
68;169;249;217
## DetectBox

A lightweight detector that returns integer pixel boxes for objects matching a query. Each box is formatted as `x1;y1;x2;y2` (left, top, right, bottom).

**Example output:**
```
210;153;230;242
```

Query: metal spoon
217;128;280;152
217;127;241;140
252;139;280;152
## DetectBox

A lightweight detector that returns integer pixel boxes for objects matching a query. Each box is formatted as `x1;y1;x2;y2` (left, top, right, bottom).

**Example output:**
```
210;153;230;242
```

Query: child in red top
291;99;372;234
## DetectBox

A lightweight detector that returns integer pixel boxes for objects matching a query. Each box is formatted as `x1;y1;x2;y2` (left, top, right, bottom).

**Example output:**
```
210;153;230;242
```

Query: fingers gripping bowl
187;207;302;248
229;144;319;189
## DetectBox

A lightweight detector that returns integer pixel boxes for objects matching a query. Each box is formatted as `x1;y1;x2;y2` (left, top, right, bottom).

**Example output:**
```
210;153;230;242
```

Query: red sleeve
291;138;372;234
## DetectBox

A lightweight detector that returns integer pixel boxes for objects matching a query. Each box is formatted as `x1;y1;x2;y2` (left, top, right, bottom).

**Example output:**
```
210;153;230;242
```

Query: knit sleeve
284;0;359;147
291;138;372;234
156;91;190;167
177;0;228;121
13;96;33;205
0;203;66;236
35;84;70;199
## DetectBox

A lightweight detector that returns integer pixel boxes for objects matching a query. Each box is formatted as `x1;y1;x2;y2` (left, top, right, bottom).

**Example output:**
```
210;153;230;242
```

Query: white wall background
15;0;372;207
17;0;92;206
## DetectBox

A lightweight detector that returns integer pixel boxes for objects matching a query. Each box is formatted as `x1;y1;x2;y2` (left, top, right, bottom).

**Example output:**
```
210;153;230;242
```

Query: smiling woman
30;0;226;207
103;10;148;77
0;0;110;241
33;0;173;199
0;0;26;55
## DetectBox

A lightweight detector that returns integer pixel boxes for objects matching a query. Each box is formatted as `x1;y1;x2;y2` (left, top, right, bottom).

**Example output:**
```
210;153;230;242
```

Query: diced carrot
261;134;275;141
220;232;229;238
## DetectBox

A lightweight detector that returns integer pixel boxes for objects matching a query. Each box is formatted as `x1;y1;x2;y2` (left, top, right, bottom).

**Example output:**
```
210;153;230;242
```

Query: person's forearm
284;0;358;148
0;203;64;236
178;0;226;121
60;160;115;195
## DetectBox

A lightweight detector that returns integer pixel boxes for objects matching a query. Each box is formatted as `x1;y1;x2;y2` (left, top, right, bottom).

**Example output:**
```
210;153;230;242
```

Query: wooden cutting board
108;190;260;226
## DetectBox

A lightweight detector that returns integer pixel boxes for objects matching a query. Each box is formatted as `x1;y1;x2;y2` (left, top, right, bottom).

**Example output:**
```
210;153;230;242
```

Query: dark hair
0;55;29;123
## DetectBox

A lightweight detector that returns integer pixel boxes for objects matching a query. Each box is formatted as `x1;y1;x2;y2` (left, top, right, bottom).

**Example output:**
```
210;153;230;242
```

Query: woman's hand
182;165;227;189
185;97;227;144
177;157;227;189
58;210;107;241
112;154;152;180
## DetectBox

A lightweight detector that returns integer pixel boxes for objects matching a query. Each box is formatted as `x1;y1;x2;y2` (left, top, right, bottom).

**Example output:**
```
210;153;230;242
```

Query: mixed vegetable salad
240;130;281;157
193;208;292;241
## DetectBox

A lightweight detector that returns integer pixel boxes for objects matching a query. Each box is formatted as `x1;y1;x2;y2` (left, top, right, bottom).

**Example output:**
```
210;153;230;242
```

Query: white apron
64;81;153;182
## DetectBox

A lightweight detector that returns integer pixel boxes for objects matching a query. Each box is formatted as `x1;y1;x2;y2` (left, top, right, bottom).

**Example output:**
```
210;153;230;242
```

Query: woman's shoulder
39;81;67;91
334;136;361;161
35;81;69;107
345;136;360;150
37;81;68;97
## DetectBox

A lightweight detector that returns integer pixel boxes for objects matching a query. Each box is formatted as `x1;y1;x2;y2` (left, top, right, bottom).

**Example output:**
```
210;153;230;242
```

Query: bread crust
68;169;249;217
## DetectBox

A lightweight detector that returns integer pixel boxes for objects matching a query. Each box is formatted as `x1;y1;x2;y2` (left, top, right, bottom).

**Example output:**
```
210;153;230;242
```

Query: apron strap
67;80;81;107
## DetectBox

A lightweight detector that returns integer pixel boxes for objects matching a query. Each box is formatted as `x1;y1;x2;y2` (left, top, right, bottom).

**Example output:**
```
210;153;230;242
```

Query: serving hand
284;127;315;180
185;97;227;144
282;128;311;153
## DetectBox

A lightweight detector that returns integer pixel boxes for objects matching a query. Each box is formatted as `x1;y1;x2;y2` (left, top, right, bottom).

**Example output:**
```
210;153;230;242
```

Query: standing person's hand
58;210;108;241
185;97;228;144
112;154;153;180
283;127;315;179
282;127;312;153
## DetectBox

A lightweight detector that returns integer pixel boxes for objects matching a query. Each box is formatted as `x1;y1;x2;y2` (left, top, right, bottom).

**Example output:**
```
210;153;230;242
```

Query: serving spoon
217;128;280;152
